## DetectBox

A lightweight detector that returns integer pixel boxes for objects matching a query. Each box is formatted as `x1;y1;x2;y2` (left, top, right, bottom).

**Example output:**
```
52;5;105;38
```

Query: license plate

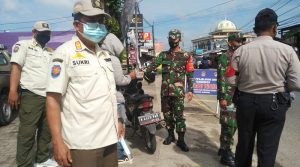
138;112;161;126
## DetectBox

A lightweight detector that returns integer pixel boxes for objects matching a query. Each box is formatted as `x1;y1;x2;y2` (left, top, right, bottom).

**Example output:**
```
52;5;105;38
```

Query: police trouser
219;106;237;150
235;92;288;167
70;143;118;167
17;90;51;167
161;96;186;132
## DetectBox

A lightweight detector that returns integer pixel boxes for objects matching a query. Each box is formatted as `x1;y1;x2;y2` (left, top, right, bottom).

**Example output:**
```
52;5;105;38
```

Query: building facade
191;19;256;52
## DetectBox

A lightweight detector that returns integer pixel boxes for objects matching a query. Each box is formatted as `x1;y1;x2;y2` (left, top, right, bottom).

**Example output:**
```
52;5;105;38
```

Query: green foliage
106;18;122;38
104;0;124;39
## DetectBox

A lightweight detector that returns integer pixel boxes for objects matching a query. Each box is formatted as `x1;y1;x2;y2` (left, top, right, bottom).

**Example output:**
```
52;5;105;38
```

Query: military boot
163;129;175;145
218;148;225;156
176;132;189;152
220;149;235;167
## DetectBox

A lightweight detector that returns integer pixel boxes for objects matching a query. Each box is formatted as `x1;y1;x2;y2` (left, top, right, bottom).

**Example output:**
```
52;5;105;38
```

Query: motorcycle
124;78;161;154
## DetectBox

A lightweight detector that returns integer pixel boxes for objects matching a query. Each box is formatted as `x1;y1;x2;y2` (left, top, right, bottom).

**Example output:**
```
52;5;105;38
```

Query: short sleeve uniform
11;39;53;96
46;36;118;149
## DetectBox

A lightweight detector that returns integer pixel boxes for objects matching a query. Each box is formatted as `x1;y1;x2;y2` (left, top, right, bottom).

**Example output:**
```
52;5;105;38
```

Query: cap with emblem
33;21;51;32
73;0;110;17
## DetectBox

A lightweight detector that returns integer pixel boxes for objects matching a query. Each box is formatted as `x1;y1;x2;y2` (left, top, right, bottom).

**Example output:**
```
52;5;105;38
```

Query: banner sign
192;69;217;95
129;14;143;27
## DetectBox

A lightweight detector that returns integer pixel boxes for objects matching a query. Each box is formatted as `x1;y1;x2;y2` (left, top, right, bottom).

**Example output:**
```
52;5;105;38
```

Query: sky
0;0;299;50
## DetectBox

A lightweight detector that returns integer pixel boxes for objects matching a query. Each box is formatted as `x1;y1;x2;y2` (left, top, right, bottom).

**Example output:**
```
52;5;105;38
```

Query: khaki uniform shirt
232;36;300;94
11;39;53;97
46;36;118;149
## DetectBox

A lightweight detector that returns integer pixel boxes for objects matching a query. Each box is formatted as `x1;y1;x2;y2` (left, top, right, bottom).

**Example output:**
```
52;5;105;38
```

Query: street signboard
192;69;217;95
129;14;143;28
143;32;151;40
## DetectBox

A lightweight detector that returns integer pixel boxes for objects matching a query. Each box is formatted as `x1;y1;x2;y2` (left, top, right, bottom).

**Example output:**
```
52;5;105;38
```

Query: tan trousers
70;144;117;167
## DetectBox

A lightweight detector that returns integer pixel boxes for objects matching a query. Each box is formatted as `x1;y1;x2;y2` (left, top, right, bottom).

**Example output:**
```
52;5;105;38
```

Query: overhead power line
0;16;71;26
275;0;294;11
0;19;72;32
155;0;234;24
270;0;284;8
279;14;300;25
239;0;297;30
278;3;300;17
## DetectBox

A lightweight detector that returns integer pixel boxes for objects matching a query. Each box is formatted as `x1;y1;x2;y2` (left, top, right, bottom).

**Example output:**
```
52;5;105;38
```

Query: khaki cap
33;21;51;32
73;0;110;17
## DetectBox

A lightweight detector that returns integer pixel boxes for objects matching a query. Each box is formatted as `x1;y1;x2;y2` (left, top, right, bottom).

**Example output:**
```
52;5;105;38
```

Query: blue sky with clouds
1;0;299;50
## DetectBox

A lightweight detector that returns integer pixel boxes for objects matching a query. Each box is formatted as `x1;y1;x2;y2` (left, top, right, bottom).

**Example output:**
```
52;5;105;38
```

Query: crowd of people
6;0;300;167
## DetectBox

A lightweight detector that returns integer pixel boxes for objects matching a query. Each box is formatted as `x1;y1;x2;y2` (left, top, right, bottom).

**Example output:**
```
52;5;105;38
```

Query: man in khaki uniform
46;1;122;167
9;21;58;167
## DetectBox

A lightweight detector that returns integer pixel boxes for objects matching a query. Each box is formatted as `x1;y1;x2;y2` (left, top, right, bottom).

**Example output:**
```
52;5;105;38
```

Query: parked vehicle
0;44;18;126
124;78;161;154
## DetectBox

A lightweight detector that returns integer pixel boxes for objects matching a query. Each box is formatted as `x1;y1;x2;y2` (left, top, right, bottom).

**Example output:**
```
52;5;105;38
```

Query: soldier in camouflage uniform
145;29;194;152
217;34;242;167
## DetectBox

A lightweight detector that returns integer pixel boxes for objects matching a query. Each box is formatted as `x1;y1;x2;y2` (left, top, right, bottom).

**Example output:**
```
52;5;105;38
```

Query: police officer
46;1;121;167
145;29;194;152
217;33;242;167
8;21;58;167
232;8;300;167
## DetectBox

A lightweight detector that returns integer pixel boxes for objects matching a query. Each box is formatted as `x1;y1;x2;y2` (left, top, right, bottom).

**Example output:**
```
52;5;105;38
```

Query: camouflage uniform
217;50;237;151
147;50;194;132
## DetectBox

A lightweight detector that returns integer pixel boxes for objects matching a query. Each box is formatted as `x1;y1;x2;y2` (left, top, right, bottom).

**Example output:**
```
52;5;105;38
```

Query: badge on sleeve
13;46;19;53
51;65;61;78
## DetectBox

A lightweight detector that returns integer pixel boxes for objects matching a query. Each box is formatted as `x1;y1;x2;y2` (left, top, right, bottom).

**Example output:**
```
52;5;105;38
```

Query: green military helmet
168;29;181;40
228;33;243;42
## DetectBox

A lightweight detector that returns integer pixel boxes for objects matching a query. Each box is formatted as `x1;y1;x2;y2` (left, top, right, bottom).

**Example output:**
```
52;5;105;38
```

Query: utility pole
134;1;141;68
152;21;155;56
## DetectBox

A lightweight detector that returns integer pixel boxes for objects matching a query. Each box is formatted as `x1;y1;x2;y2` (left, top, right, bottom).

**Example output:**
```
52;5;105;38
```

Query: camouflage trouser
219;105;237;150
161;96;186;132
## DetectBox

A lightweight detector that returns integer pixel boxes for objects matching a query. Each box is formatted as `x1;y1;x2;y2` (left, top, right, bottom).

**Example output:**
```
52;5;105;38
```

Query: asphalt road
0;80;299;167
276;92;300;167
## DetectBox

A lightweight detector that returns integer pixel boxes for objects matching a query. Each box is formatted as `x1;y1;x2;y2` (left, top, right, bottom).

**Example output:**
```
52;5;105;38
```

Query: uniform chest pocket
162;61;171;74
26;50;42;68
173;60;186;73
67;67;103;101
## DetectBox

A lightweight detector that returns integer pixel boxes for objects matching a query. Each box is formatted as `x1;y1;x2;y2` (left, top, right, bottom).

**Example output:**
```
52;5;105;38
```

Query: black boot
176;132;189;152
163;129;175;145
220;149;235;167
218;148;225;156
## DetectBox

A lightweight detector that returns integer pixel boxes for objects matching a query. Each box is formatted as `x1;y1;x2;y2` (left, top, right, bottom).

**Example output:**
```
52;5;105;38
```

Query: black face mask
169;41;179;48
36;34;50;46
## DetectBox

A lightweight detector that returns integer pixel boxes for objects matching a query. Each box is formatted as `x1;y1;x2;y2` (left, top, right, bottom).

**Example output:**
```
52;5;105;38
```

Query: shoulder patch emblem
13;46;19;53
75;41;82;50
51;65;61;78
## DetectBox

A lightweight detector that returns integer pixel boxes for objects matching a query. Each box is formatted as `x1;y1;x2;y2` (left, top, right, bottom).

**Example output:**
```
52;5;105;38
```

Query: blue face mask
79;22;108;43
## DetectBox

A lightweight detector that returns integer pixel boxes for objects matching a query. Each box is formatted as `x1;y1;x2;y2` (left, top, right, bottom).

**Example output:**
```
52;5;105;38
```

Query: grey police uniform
11;38;52;166
232;36;300;167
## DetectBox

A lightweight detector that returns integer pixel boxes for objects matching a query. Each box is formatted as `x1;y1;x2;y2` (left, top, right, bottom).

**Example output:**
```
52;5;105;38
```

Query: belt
21;89;31;93
239;91;276;96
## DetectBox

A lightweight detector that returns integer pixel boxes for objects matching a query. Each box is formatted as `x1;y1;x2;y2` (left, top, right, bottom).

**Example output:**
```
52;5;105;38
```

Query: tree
104;0;124;39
